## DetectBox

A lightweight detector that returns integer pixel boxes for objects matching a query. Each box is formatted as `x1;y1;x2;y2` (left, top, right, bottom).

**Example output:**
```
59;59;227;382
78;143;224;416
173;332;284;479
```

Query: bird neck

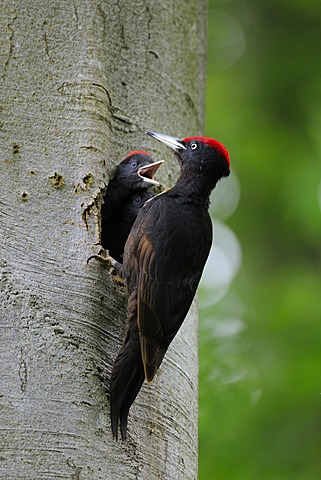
170;174;214;208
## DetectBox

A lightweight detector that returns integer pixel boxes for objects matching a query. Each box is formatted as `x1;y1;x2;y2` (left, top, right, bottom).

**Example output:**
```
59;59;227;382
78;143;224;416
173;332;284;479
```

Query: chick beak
137;160;164;185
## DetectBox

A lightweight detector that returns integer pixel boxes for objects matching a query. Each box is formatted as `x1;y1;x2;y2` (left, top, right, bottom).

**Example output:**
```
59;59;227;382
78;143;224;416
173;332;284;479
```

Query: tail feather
110;290;145;440
109;291;170;440
110;338;145;440
118;367;145;440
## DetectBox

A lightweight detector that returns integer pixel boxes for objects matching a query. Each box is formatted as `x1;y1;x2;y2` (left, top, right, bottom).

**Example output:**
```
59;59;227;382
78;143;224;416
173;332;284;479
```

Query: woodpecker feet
87;248;123;280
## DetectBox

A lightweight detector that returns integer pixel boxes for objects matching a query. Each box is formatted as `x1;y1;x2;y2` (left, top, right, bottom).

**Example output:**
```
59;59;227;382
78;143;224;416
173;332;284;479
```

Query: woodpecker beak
147;131;187;151
137;160;164;186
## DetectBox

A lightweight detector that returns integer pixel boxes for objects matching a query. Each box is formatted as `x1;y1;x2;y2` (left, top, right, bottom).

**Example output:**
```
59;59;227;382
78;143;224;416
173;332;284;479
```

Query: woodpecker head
115;151;163;189
125;190;154;218
147;131;230;188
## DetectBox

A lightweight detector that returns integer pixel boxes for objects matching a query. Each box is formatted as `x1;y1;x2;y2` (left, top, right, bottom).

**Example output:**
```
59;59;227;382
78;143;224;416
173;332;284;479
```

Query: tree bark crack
18;346;27;393
67;457;82;479
41;19;53;63
72;0;80;30
1;12;17;82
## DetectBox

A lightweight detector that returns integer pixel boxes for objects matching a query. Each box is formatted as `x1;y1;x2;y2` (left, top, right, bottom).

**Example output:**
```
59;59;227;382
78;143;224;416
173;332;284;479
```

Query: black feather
110;134;230;439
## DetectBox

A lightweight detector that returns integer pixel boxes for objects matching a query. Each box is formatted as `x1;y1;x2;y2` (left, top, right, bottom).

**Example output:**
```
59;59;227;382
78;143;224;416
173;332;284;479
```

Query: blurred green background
199;1;321;478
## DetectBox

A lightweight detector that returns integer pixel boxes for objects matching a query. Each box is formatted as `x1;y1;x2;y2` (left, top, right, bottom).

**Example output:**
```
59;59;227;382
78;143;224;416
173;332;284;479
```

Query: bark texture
0;1;206;478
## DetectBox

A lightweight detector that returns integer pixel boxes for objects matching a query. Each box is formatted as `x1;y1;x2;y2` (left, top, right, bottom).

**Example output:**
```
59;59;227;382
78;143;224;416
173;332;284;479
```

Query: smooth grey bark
0;1;206;479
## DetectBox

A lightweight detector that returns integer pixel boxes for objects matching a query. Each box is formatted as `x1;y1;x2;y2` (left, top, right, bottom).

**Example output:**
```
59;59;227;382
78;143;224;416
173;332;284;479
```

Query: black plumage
104;190;154;262
110;132;230;440
101;151;162;262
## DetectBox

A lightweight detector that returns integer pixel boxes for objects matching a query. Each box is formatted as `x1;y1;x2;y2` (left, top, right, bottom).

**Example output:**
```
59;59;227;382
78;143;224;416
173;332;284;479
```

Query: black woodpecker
101;151;163;261
105;189;155;263
109;132;230;440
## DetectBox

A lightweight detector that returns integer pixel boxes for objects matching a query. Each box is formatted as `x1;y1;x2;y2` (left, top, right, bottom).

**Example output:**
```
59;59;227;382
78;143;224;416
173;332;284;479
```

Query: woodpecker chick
110;131;230;440
105;190;154;263
101;151;163;260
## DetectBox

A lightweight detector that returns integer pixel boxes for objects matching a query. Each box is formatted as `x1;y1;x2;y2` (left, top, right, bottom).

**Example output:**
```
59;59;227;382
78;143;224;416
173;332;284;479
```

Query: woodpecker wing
123;192;212;382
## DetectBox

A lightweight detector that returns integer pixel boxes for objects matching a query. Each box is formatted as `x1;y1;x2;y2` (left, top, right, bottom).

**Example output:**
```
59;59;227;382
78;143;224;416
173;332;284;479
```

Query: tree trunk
0;1;206;478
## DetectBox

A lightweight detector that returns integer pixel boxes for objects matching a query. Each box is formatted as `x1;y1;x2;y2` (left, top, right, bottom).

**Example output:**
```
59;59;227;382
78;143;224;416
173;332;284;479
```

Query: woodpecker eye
190;142;198;150
131;161;137;168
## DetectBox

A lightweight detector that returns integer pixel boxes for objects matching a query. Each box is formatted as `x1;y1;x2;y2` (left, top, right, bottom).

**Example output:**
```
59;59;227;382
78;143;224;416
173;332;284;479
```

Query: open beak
147;131;187;151
137;160;164;186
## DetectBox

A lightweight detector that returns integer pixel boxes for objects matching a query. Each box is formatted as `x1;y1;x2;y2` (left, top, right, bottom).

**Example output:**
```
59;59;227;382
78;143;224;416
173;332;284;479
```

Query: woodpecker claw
87;250;123;279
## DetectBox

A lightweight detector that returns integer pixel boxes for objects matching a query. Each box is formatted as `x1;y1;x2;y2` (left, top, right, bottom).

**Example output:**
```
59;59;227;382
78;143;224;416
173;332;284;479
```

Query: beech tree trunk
0;1;206;478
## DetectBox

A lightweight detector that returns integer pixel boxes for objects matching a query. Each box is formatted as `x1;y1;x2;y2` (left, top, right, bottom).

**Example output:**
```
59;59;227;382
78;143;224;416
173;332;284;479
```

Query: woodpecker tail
109;291;145;440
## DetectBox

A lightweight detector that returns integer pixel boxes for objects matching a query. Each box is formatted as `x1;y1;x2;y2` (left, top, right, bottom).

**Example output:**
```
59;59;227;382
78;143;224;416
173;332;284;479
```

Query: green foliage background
199;1;321;478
